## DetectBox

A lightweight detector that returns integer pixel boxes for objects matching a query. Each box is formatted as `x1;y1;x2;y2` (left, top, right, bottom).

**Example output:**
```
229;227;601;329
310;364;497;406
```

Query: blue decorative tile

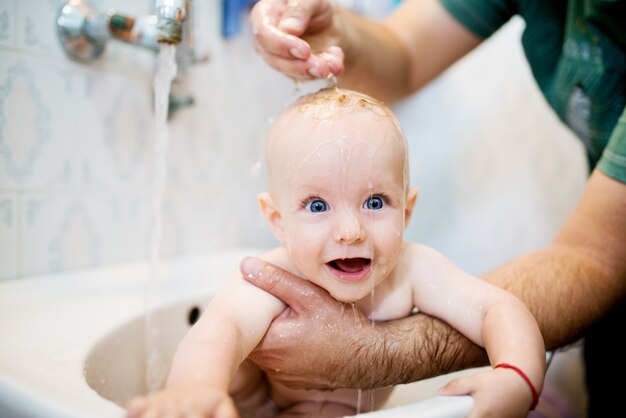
102;87;150;181
0;52;79;188
0;0;15;47
17;0;65;57
0;59;50;184
76;71;152;188
0;192;16;280
48;199;101;272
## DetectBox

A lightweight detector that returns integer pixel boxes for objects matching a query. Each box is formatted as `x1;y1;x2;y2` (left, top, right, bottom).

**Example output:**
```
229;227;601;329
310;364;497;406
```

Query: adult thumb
240;256;313;311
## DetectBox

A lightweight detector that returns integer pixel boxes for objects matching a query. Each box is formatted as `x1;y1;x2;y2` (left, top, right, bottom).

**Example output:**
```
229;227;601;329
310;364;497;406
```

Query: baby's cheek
372;226;404;263
284;226;324;261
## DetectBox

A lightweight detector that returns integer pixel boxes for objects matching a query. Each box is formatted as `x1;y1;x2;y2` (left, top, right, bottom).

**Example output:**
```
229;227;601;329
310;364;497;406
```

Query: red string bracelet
495;363;539;410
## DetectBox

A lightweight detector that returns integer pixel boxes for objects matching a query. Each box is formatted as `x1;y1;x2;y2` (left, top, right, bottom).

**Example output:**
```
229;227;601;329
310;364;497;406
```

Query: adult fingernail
279;17;303;33
241;257;263;280
307;66;322;78
289;47;307;59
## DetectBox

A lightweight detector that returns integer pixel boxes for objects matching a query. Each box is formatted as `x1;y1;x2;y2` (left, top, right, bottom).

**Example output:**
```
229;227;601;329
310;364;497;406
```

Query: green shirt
440;0;626;183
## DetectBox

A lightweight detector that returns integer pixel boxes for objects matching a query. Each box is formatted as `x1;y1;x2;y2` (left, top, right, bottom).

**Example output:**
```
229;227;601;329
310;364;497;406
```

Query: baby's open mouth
326;258;372;281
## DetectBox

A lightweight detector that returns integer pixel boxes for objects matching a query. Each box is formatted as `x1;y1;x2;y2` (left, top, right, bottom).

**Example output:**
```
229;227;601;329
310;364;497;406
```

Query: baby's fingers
438;376;474;397
212;397;239;418
125;396;148;418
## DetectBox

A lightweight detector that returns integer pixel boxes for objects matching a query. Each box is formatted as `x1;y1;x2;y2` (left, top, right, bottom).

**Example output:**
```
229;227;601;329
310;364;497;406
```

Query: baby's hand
438;368;535;418
125;385;238;418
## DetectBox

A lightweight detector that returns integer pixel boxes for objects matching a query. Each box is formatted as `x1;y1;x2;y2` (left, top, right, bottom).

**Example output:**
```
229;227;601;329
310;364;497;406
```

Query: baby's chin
329;291;372;304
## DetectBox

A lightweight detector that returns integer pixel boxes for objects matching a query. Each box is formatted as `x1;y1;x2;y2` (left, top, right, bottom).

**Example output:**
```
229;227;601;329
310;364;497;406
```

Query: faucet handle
57;0;107;61
155;0;187;44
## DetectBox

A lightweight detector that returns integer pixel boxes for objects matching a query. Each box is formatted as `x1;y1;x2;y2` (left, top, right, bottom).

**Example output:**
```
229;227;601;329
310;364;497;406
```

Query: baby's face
263;103;414;302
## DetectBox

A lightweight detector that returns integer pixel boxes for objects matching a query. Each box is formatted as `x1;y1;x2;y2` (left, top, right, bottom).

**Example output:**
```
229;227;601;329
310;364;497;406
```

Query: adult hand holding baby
249;0;344;80
239;256;488;391
240;256;375;390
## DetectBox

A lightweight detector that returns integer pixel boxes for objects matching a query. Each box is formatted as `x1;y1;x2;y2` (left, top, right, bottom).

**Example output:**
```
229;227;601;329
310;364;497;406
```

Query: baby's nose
333;209;365;244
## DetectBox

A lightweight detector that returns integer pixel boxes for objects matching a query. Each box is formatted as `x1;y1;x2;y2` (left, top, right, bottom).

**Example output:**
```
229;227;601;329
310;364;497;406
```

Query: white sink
0;247;474;418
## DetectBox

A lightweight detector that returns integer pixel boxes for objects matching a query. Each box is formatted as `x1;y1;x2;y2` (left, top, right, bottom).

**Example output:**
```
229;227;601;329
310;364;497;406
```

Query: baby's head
259;88;418;302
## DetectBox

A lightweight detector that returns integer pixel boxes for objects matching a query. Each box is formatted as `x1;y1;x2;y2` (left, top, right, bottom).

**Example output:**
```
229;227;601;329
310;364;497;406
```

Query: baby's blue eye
308;199;328;213
364;196;385;210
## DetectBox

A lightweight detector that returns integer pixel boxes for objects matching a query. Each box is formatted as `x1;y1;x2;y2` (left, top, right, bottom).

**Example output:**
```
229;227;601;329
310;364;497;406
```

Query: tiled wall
0;1;588;281
0;0;296;280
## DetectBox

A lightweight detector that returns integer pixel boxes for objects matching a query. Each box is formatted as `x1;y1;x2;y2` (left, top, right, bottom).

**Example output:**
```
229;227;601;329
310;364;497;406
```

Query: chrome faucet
56;0;189;60
155;0;187;44
57;0;203;117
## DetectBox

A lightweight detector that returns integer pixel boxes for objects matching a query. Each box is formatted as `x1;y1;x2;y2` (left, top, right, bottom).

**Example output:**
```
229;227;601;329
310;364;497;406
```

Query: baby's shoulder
396;242;433;269
395;242;450;280
259;247;302;278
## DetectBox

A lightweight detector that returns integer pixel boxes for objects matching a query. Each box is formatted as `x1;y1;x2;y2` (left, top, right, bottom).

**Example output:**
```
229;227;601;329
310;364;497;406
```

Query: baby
127;88;545;418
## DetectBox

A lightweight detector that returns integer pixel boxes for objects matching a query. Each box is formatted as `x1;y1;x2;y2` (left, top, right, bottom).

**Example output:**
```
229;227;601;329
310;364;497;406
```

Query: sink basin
0;247;474;418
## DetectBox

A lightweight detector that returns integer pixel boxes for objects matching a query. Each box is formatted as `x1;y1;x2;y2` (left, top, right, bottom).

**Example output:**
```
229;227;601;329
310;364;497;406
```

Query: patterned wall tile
0;0;15;48
20;193;97;276
19;191;153;277
0;192;17;280
0;52;78;188
75;70;153;188
17;0;66;58
102;189;151;264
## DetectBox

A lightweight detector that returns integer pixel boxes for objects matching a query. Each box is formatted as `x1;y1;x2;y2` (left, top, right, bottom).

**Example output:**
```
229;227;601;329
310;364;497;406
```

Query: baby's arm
126;249;288;418
406;244;545;417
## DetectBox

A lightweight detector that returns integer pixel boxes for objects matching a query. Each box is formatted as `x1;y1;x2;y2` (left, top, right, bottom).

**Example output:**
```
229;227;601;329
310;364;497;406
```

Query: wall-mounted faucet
57;0;203;117
56;0;187;60
155;0;187;44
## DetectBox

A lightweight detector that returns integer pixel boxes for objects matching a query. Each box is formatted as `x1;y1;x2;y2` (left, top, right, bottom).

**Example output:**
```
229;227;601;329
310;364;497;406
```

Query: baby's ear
258;192;286;243
404;187;419;228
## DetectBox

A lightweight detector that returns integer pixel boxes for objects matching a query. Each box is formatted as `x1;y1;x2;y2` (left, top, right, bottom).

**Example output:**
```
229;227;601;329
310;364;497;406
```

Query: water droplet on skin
326;73;338;88
351;302;361;327
369;289;376;326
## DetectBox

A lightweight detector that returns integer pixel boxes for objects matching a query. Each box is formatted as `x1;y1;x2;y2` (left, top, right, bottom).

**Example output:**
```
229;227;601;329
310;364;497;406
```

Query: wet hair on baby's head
268;87;411;190
284;88;408;159
292;87;395;121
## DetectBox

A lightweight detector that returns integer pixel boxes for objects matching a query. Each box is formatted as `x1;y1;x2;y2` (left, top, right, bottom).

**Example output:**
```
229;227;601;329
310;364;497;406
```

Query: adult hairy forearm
334;8;412;102
355;171;626;387
342;313;488;388
335;0;482;103
483;245;623;350
344;244;612;389
483;172;626;349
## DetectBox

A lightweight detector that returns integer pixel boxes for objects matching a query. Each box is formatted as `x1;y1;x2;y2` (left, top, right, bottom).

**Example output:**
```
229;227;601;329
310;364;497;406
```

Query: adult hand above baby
249;0;344;80
239;256;374;390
